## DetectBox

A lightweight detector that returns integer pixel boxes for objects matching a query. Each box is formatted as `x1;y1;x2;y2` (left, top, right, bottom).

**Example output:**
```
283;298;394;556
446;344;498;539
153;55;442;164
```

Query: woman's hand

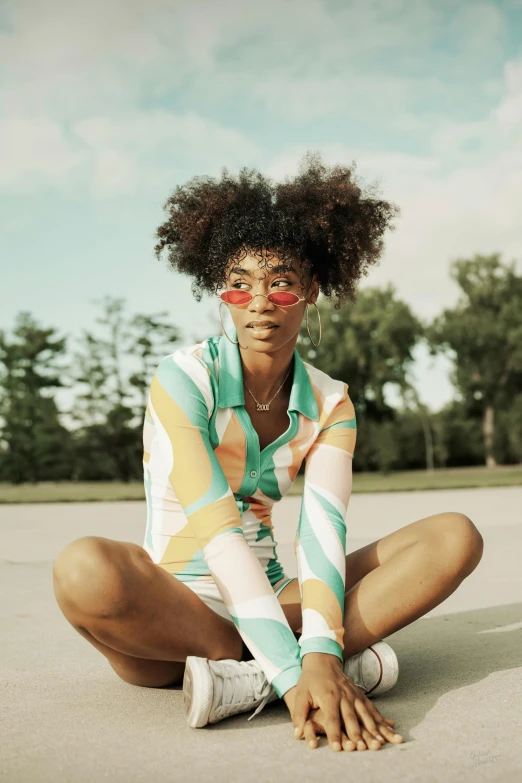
284;652;403;752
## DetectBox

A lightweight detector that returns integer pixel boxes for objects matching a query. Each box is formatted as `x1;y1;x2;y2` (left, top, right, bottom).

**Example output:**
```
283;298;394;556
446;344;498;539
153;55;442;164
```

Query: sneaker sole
183;657;214;728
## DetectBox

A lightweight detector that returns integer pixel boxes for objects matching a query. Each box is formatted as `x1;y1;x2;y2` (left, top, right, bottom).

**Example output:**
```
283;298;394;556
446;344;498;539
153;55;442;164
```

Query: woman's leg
278;511;484;660
53;536;244;688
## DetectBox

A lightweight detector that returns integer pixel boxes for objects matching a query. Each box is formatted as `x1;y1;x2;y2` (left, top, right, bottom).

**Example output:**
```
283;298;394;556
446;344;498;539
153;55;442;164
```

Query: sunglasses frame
215;291;306;308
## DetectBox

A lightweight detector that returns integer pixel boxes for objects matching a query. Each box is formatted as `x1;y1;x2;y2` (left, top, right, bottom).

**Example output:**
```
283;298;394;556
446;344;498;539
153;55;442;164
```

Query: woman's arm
147;352;302;698
294;384;357;664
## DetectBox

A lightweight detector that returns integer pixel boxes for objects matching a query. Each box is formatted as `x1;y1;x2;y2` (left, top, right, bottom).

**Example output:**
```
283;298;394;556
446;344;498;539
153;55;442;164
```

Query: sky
1;0;522;418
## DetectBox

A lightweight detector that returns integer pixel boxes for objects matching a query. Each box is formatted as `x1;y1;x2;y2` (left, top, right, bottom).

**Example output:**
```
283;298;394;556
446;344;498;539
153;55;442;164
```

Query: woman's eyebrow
229;264;295;277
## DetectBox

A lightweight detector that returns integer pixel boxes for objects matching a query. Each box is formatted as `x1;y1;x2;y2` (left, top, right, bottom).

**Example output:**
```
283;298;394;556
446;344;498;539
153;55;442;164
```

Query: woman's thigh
277;510;479;627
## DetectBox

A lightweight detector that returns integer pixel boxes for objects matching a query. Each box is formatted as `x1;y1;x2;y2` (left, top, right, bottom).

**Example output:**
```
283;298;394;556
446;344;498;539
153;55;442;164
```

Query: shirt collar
217;324;319;421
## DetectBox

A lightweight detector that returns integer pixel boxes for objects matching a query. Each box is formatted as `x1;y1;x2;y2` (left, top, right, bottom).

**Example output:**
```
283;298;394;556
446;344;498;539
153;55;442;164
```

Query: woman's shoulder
301;356;351;401
157;335;219;374
153;336;218;412
300;356;355;431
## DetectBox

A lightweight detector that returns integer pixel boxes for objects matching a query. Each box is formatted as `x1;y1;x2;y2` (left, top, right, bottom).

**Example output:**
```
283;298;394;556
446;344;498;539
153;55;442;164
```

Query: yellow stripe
159;524;201;575
301;578;343;636
188;494;242;548
151;373;213;509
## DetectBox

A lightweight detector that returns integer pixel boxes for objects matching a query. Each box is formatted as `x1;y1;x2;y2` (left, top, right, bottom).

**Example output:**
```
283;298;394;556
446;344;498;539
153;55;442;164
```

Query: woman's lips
246;324;279;338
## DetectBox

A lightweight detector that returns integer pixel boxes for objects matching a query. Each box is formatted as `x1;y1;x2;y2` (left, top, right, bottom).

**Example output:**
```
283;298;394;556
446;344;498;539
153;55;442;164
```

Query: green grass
0;464;520;503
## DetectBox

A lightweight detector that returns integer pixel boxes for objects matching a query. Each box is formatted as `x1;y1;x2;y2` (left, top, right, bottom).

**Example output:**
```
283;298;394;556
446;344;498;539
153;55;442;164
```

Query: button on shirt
142;324;357;698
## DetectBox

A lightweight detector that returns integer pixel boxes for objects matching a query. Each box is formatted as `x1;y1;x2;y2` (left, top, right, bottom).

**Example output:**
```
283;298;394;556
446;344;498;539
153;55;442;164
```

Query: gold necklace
243;362;293;412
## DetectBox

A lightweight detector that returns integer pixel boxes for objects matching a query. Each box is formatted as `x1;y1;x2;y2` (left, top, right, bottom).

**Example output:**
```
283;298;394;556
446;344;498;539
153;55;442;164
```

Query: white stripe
228;591;294;621
214;407;233;443
305;476;347;518
149;398;174;475
294;542;317;583
300;608;337;642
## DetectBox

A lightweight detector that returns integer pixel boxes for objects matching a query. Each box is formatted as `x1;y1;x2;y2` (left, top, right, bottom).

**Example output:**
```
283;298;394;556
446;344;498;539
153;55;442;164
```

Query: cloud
1;0;520;309
263;55;522;318
0;118;83;191
72;112;262;197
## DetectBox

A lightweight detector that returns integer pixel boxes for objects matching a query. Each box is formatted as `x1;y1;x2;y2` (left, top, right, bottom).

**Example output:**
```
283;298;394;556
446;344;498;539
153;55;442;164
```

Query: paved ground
1;486;521;783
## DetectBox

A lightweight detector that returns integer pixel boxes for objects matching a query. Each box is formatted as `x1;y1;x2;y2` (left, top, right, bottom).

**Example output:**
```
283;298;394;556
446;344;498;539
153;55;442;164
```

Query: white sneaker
344;641;399;697
183;656;279;727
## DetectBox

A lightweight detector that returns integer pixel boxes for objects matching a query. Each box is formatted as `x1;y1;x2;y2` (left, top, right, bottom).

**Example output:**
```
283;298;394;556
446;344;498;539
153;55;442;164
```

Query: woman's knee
52;536;140;619
433;513;484;577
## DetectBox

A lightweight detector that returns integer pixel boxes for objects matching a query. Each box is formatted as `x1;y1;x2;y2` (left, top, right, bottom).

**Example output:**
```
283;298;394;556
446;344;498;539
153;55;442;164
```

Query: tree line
1;253;521;484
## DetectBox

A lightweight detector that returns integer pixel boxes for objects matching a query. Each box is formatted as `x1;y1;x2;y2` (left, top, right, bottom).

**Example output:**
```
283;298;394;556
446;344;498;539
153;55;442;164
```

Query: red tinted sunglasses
216;290;306;307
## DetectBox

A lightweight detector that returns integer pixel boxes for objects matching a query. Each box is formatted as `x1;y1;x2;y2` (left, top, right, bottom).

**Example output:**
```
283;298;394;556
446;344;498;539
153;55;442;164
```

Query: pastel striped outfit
142;324;356;699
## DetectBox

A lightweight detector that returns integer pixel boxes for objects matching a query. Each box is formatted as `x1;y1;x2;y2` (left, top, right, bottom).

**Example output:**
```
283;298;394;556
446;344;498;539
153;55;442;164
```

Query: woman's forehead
226;248;303;277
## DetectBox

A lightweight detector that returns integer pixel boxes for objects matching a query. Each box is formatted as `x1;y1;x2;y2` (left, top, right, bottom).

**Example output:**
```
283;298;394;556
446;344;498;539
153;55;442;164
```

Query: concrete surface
1;486;521;783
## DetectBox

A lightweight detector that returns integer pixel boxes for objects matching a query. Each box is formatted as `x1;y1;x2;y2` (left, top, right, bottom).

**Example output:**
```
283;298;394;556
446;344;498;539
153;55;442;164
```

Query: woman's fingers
375;722;404;743
292;691;311;739
303;719;358;753
317;695;343;752
339;698;368;750
341;731;357;752
361;727;383;750
351;696;385;742
303;719;318;749
351;694;403;743
369;704;395;727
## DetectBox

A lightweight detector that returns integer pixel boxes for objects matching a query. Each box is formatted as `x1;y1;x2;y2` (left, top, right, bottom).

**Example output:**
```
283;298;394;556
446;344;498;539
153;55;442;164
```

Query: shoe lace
208;659;277;722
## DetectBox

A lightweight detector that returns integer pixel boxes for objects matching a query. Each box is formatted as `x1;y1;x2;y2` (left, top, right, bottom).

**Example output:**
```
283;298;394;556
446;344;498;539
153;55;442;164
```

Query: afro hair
154;149;399;310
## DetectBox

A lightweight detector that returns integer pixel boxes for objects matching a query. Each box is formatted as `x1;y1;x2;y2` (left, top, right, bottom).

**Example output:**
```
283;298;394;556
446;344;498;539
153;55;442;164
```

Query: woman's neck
240;344;295;403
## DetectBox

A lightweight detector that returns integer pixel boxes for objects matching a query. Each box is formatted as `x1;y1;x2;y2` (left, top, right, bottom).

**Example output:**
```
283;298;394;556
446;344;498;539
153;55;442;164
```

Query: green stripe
300;637;343;662
297;500;345;608
320;417;356;432
213;526;244;538
309;486;346;546
271;665;303;698
173;549;210;580
228;615;302;673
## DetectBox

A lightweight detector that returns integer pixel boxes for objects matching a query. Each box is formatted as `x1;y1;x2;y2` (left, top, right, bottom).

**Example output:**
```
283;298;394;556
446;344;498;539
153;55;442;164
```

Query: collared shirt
142;325;357;698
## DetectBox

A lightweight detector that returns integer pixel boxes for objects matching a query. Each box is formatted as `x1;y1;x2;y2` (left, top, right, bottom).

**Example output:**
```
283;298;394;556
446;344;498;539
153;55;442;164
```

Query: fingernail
332;742;341;751
376;735;385;742
294;727;300;737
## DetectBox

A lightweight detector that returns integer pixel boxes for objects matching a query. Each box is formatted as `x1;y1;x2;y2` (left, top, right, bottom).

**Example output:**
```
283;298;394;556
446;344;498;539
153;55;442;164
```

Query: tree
65;297;181;480
298;286;425;471
0;312;74;483
426;254;522;467
127;312;181;414
299;285;423;415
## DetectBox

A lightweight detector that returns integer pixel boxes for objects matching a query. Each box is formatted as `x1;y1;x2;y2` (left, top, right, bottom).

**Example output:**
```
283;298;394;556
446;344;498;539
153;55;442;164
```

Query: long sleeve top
142;325;357;699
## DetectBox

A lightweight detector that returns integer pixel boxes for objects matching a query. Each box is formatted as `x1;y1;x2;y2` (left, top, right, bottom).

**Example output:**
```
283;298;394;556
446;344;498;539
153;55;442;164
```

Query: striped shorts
180;576;302;660
181;575;297;623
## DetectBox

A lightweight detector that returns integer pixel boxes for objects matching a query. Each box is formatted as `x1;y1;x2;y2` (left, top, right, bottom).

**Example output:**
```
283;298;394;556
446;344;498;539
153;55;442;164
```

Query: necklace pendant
256;402;270;411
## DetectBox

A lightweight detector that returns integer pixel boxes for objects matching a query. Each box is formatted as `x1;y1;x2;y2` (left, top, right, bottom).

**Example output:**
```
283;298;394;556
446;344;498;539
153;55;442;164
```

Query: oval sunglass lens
269;292;299;305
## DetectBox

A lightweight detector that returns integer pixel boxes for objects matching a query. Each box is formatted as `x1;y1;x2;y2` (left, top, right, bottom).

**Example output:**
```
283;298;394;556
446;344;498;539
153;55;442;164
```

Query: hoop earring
218;301;239;345
306;302;322;347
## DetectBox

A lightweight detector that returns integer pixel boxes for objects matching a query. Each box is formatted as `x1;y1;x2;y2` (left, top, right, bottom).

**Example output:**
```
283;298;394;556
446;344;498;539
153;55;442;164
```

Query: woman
53;151;484;753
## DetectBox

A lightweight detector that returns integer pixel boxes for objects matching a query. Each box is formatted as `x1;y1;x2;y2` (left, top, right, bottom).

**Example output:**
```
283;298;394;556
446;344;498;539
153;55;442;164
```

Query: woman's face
222;249;319;352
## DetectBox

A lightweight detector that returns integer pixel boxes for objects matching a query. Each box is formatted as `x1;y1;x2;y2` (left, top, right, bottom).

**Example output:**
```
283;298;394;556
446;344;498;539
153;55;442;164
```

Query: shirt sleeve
294;383;356;663
147;353;302;698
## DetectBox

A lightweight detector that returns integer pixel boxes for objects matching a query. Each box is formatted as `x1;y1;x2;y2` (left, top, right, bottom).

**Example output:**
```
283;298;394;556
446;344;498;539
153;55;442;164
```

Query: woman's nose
250;292;274;310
